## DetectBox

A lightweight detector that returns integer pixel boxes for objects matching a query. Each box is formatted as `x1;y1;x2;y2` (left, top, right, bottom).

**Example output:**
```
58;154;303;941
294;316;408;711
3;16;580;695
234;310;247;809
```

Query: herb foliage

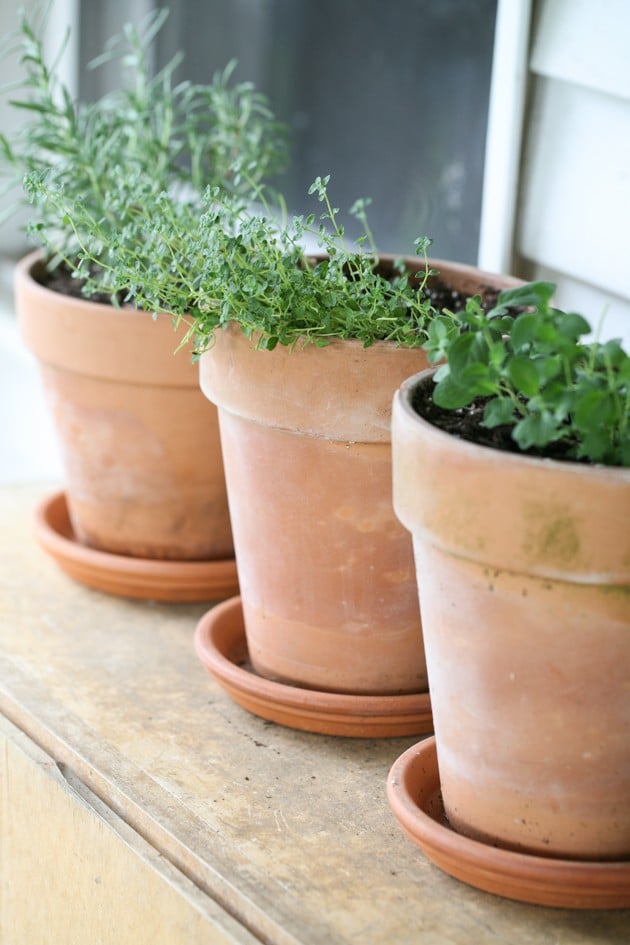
424;281;630;466
1;7;286;266
5;10;440;352
29;170;438;351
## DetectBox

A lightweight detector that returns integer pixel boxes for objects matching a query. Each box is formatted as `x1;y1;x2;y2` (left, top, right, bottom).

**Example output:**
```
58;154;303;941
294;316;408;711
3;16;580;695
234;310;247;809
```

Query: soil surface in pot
38;258;503;316
412;383;585;464
371;258;504;314
423;282;501;313
34;260;124;306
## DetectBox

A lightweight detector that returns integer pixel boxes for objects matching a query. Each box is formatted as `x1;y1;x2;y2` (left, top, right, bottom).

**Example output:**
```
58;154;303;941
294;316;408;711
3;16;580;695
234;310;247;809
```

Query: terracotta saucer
194;596;433;738
33;491;239;603
387;737;630;909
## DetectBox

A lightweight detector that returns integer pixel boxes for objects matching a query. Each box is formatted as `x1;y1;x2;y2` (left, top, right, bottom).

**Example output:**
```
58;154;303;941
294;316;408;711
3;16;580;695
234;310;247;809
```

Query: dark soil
313;254;504;315
38;255;503;315
34;260;124;306
412;381;522;453
423;280;501;314
38;263;499;340
411;379;581;464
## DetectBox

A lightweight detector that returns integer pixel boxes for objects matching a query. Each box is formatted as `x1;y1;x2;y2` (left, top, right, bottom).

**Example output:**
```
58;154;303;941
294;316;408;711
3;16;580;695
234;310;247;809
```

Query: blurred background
1;0;628;482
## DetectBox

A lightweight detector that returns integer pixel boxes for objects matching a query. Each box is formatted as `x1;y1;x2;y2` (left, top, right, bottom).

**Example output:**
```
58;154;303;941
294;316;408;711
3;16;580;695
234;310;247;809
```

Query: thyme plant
0;7;286;269
424;281;630;466
28;169;439;350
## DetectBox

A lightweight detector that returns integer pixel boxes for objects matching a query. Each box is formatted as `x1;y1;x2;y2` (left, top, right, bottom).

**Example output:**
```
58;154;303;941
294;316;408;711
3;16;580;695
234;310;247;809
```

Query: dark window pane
82;0;498;262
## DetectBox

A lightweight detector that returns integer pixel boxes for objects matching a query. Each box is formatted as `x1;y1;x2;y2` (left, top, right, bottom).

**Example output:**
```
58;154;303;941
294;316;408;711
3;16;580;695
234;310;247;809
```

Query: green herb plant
424;281;630;466
0;6;286;269
27;165;439;351
184;175;439;351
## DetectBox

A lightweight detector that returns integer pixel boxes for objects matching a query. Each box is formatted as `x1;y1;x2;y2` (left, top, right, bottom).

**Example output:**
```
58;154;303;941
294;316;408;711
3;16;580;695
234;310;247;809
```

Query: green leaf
447;332;490;380
457;295;485;328
427;316;449;344
573;389;619;431
557;311;591;340
488;314;515;336
507;356;540;396
424;315;454;362
433;363;450;382
601;339;629;370
510;313;539;350
483;397;515;428
8;99;49;113
576;429;613;464
445;332;475;377
433;374;474;410
0;134;13;161
544;385;575;422
497;281;556;310
487;338;507;369
513;412;561;449
460;362;498;394
535;354;563;383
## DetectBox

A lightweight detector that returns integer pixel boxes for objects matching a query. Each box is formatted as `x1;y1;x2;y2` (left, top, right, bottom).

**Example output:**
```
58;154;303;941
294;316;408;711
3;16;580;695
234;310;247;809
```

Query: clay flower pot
16;250;233;562
199;259;517;698
392;368;630;860
200;326;427;695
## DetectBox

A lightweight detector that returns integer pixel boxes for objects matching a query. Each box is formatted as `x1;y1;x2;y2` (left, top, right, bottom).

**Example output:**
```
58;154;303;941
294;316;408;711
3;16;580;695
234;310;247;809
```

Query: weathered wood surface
0;717;256;945
1;484;628;944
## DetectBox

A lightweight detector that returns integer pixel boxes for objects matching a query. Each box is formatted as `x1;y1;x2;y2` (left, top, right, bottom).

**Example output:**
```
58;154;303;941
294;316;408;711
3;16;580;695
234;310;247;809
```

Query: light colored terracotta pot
199;257;517;695
392;368;630;860
16;250;233;561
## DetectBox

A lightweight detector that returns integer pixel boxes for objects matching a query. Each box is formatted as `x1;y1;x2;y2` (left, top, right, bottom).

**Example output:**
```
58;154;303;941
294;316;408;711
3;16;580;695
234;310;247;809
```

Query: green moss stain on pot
521;503;581;568
428;501;488;557
599;584;630;599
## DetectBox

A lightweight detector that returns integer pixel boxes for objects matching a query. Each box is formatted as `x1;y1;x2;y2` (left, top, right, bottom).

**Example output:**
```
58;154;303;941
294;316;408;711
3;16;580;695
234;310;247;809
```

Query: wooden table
1;484;628;944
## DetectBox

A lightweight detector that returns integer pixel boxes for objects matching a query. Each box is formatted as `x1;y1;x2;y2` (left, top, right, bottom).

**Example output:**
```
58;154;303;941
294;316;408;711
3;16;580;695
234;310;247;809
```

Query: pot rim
397;367;630;481
17;248;121;315
16;248;177;321
15;248;197;386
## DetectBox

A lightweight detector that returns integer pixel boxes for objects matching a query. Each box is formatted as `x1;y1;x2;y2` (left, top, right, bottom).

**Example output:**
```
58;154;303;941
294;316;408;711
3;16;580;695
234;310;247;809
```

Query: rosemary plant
1;7;286;271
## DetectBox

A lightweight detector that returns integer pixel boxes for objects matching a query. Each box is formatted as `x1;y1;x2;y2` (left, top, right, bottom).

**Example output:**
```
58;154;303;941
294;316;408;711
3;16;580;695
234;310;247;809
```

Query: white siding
519;79;630;300
530;0;630;100
514;0;630;343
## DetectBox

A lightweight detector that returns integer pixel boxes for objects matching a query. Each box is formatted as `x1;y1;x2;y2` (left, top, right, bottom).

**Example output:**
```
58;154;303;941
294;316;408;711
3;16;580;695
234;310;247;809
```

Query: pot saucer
34;491;239;603
194;596;433;738
387;737;630;909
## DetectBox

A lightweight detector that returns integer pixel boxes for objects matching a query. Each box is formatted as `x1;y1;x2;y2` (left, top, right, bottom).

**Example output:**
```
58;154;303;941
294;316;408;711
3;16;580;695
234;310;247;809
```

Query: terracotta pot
16;250;233;561
392;368;630;860
199;257;517;696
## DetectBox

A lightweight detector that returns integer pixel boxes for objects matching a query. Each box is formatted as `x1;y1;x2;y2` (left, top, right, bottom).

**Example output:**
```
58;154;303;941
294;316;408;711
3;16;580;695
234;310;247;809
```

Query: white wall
519;0;630;342
480;0;630;344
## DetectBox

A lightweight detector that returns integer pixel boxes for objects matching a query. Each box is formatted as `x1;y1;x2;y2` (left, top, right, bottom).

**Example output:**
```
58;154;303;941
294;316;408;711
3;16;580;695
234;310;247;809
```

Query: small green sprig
424;281;630;466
